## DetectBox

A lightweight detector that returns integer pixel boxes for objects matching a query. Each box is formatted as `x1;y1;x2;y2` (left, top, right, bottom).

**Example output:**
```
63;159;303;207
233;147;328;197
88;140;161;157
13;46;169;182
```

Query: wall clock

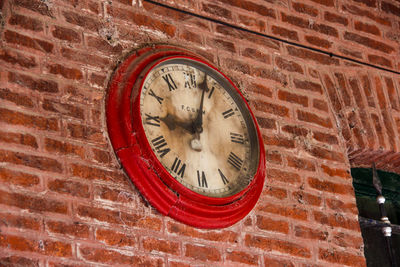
106;45;265;228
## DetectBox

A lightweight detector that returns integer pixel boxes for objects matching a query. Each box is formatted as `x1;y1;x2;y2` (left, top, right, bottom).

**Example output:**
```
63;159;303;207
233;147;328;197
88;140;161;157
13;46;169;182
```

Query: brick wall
1;0;400;266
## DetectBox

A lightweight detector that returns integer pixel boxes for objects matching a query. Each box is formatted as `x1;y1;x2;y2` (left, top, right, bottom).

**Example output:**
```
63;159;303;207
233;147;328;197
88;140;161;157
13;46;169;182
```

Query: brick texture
2;0;400;266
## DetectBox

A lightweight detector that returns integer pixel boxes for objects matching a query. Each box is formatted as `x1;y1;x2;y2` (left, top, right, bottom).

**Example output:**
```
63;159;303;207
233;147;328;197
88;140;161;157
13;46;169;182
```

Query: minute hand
192;75;208;134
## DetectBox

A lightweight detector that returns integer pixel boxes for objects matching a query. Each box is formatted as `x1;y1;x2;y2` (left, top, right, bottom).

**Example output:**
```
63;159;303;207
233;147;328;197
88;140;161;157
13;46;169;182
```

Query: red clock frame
106;45;265;229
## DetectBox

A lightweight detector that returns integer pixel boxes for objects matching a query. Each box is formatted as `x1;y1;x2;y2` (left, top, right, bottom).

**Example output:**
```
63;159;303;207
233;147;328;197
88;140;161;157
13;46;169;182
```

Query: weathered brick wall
1;0;399;266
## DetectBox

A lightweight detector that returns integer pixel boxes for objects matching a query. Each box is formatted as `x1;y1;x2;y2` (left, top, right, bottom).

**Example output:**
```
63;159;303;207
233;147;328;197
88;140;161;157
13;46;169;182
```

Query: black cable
143;0;400;75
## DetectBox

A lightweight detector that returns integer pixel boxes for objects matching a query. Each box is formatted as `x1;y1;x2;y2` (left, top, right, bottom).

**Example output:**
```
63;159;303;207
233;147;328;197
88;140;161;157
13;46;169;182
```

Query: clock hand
192;74;208;135
160;113;194;133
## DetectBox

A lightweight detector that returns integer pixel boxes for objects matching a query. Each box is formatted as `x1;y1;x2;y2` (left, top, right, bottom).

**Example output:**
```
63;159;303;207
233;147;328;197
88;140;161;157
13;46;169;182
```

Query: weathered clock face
139;58;260;198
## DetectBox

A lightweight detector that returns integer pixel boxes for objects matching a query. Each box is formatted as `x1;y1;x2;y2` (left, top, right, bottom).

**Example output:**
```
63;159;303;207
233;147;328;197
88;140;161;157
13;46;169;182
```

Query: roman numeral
184;72;196;89
218;169;229;185
145;113;160;127
230;132;244;144
148;89;163;104
171;157;186;178
162;73;177;91
208;86;215;99
197;170;208;188
228;152;243;171
222;108;234;119
151;135;170;158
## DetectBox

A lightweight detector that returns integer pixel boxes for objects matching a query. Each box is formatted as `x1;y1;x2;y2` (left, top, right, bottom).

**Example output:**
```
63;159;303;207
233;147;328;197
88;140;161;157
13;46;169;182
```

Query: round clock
107;45;265;228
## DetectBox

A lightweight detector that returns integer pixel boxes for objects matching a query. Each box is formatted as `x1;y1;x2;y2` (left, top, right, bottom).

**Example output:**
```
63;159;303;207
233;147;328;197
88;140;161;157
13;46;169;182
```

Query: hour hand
160;113;193;133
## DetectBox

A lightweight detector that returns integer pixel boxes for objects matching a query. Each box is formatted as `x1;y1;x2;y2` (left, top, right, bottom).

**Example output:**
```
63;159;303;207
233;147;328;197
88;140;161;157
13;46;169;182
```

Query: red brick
360;75;375;107
46;63;83;80
292;191;322;206
384;77;399;111
264;256;295;267
321;164;350;179
292;2;318;17
297;110;333;128
45;138;85;158
143;237;180;255
0;149;62;173
307;146;345;162
256;215;289;234
86;36;124;55
95;228;136;247
253;100;289;117
226;250;259;265
278;90;308;107
8;72;58;93
202;3;231;19
79;246;163;266
344;32;395;54
257;203;308;221
52;25;81;43
287;46;339;65
0;212;41;230
267;168;301;185
347;5;391;27
1;50;37;70
281;13;338;37
216;0;276;18
107;6;176;37
222;58;250;74
48;179;90;198
0;130;38;148
14;0;54;17
0;108;59;131
381;1;400;17
310;0;334;6
62;10;100;31
245;234;311;258
185;244;221;262
324;11;349;26
237;14;266;32
282;125;309;137
242;48;270;64
354;21;380;36
0;167;40;187
305;35;332;48
265;150;283;165
275;57;304;74
326;198;358;214
293;78;323;94
248;83;273;98
8;13;43;32
67;123;104;143
0;88;35;108
167;222;238;242
179;29;202;44
312;99;329;112
69;163;126;184
61;47;110;68
4;30;53;53
77;205;162;230
294;225;328;240
251;66;287;85
264;185;288;200
271;25;299;41
0;234;72;257
371;113;386;148
0;189;67;214
0;255;39;267
332;231;364;249
263;135;295;149
368;54;393;68
314;211;360;231
319;248;366;267
46;220;90;238
308;177;353;195
94;185;135;204
43;99;84;119
287;155;316;171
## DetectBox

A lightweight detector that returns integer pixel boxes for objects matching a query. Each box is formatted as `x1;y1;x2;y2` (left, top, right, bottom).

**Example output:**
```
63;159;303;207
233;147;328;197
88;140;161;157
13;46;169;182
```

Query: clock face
139;58;260;198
